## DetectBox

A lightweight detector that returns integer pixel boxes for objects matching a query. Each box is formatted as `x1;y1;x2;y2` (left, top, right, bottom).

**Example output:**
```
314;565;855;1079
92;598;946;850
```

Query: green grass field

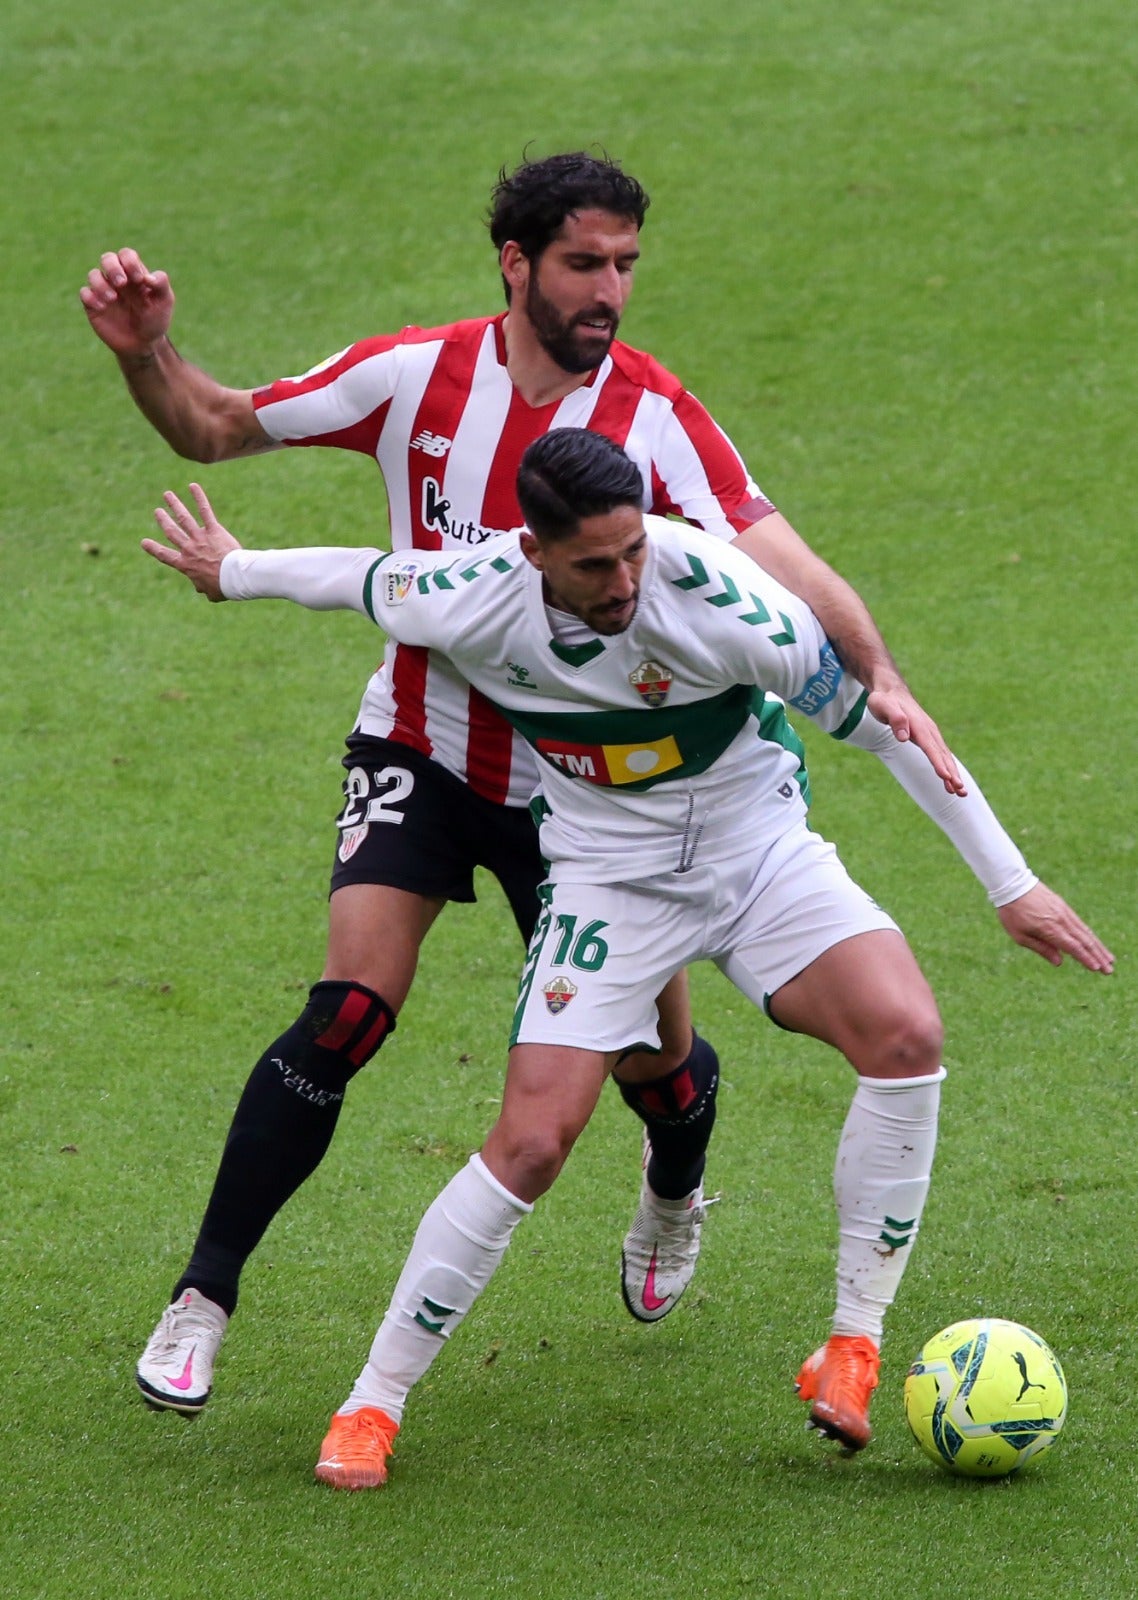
3;1;1136;1595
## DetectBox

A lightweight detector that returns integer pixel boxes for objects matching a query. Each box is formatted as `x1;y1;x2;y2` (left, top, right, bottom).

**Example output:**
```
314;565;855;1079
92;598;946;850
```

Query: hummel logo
507;660;538;690
410;429;452;457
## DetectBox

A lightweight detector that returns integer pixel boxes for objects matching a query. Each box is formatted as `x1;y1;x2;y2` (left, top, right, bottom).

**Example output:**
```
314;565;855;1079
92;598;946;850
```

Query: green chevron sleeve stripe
769;611;797;646
671;552;709;591
706;571;742;607
670;551;796;648
738;592;772;626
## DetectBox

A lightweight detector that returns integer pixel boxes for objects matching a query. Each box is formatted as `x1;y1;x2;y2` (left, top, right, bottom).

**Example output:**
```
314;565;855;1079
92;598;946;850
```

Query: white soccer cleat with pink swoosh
136;1288;229;1415
620;1166;715;1323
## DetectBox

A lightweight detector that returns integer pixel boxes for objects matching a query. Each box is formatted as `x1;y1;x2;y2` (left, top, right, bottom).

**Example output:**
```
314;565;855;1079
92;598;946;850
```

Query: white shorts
510;823;899;1053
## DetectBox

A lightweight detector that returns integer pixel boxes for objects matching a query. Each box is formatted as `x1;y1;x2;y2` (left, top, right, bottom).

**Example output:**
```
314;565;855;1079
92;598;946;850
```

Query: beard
525;275;620;374
591;597;638;633
579;590;639;635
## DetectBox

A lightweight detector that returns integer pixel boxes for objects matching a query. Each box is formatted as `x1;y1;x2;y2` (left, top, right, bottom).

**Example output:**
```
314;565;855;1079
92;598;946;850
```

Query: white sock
342;1153;532;1424
831;1069;944;1345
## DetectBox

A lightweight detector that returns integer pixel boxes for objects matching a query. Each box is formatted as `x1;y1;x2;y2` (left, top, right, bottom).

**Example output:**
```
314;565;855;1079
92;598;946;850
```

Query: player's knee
302;979;396;1077
872;999;944;1077
489;1121;576;1201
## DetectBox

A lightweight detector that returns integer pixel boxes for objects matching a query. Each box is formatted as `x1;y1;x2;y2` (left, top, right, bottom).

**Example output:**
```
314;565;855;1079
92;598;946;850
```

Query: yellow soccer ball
904;1318;1068;1478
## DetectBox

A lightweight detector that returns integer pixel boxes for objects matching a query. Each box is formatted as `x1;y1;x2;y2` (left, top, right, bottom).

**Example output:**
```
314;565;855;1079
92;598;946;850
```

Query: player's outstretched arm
143;484;241;600
838;711;1113;976
997;882;1114;973
143;482;387;617
733;511;965;796
80;248;273;463
864;682;963;796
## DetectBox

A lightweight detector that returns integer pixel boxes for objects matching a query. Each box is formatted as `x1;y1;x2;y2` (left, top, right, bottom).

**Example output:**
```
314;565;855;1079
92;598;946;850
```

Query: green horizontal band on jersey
499;684;764;792
505;681;749;748
829;688;870;741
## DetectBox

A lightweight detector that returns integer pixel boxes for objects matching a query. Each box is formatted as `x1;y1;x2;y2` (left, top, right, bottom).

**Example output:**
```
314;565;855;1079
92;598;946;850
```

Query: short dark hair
516;429;644;541
488;151;650;302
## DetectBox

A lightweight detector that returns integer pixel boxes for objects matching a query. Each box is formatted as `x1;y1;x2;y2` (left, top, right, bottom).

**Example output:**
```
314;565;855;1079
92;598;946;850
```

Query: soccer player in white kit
144;429;1112;1482
84;154;973;1419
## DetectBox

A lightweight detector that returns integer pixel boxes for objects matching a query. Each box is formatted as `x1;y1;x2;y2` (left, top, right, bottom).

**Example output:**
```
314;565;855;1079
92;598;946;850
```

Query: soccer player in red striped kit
82;152;970;1416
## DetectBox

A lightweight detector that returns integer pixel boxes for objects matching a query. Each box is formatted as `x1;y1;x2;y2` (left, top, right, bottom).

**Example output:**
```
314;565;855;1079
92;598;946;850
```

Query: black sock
615;1033;719;1200
172;981;394;1315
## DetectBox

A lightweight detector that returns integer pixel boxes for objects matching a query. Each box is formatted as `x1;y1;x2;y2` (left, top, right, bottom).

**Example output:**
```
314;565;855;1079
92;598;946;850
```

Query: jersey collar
549;637;606;667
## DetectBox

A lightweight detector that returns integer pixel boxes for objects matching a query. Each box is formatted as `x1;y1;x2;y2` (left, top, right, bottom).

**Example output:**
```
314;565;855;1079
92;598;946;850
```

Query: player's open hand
997;881;1114;974
866;684;966;797
80;248;175;359
143;483;240;602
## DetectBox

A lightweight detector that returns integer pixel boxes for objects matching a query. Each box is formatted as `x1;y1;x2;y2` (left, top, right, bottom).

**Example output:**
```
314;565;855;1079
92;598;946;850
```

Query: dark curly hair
488;151;650;303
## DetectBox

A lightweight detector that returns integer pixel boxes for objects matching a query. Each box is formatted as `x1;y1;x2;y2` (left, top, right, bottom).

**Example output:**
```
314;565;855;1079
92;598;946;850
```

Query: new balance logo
410;430;452;457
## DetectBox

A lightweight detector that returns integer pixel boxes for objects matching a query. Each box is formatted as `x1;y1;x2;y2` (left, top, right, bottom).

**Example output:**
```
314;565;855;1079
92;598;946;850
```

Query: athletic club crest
629;660;673;708
337;824;369;863
543;976;578;1014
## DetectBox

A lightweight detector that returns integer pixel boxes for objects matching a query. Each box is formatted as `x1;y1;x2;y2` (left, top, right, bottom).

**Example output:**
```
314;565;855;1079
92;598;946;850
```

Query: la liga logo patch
383;563;423;605
544;976;578;1014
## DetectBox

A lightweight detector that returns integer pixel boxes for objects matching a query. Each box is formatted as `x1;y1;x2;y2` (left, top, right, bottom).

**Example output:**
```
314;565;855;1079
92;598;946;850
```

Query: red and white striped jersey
253;313;774;807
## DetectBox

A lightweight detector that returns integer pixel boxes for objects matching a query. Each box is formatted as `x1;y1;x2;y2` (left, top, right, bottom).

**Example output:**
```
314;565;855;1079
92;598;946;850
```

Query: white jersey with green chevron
222;516;1037;900
224;518;867;884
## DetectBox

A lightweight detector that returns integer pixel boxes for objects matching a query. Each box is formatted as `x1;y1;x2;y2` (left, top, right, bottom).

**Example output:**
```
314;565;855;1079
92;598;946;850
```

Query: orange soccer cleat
314;1406;400;1490
795;1334;881;1452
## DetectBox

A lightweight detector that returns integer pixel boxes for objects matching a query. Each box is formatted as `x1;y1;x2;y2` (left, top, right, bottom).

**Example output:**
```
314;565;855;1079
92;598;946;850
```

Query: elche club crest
629;660;673;708
544;976;578;1014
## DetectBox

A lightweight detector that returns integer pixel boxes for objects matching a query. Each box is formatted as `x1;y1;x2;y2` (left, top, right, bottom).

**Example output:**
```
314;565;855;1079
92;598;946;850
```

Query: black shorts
329;735;544;943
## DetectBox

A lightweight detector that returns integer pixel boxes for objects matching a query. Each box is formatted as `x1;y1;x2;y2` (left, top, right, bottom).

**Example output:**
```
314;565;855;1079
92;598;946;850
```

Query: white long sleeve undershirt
220;545;379;611
843;710;1037;907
